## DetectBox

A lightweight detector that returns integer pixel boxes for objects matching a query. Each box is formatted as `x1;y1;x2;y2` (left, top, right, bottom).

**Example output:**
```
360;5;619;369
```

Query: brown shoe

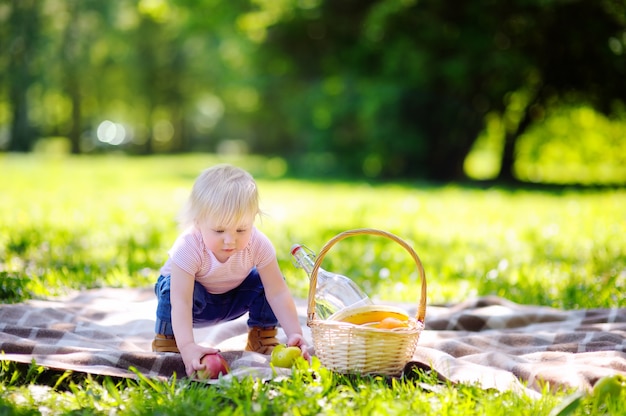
245;326;279;354
152;334;180;353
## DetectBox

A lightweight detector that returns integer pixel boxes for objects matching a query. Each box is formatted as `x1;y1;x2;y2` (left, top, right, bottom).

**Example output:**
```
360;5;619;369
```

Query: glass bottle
291;244;373;319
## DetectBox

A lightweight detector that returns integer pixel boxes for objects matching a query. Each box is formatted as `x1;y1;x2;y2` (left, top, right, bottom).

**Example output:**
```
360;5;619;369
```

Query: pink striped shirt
160;226;276;294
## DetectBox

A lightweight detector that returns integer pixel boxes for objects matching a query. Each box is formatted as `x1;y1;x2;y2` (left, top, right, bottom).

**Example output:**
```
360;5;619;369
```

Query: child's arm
258;260;311;359
170;263;220;376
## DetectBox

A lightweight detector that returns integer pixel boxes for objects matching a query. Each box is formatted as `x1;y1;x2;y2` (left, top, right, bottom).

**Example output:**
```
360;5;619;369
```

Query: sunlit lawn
1;153;625;415
2;153;624;309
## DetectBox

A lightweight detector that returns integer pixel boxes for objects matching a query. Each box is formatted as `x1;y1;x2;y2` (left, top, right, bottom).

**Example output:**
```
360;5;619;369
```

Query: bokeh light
96;120;126;145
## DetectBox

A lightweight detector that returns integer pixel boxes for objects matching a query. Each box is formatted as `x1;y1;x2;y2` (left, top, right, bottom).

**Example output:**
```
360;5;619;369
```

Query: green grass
1;153;626;415
1;153;624;309
1;359;625;415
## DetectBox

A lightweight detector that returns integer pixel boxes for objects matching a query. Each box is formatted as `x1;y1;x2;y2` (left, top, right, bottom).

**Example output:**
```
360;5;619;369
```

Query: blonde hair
178;164;261;229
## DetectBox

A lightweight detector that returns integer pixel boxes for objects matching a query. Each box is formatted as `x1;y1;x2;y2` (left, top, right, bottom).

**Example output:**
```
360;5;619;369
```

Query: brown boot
152;334;180;353
245;326;279;354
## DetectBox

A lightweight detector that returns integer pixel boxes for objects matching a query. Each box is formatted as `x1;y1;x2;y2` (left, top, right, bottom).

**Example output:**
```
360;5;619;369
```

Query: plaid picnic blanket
1;288;625;394
416;296;626;394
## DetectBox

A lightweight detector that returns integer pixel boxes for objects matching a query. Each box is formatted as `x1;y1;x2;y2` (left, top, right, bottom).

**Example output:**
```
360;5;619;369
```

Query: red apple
197;353;230;380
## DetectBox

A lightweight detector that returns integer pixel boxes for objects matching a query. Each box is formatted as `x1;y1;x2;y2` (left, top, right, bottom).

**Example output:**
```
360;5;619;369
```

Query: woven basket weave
307;228;427;376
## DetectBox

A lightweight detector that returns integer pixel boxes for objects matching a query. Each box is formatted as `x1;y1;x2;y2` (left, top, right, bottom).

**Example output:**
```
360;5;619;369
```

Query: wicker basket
307;228;427;376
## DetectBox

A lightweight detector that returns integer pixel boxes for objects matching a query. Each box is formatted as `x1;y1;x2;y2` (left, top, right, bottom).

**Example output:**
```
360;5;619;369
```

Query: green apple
593;374;625;402
270;344;302;368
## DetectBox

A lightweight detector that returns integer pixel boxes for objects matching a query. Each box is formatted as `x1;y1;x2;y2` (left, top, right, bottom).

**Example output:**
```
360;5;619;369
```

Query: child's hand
179;342;221;377
286;334;311;361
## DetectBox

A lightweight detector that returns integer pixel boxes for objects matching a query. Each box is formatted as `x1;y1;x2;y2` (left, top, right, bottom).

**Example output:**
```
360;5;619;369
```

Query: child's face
199;216;255;263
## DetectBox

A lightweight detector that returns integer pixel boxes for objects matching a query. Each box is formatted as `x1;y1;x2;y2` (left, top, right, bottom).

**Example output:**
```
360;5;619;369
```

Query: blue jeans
154;268;278;336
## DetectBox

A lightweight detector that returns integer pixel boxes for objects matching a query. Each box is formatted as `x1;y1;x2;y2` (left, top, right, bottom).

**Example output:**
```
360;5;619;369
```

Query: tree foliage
0;0;624;182
248;0;626;180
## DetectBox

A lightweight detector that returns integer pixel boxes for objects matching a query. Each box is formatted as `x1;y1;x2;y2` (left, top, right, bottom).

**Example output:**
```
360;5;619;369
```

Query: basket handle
306;228;427;325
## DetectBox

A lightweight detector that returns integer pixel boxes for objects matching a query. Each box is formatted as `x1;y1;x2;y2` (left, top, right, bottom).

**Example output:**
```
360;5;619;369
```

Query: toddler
152;164;309;376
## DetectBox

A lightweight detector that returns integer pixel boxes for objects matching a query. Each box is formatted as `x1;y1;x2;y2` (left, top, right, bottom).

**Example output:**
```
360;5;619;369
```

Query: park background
2;1;626;414
2;0;626;185
2;0;626;306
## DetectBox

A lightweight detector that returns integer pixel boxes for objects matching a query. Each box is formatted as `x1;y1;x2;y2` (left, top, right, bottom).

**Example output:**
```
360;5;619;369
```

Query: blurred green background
3;0;626;185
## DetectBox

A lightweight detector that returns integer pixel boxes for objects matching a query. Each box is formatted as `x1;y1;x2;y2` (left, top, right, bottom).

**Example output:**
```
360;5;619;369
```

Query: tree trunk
64;0;82;155
68;79;82;154
7;0;39;152
497;88;542;183
8;85;32;152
